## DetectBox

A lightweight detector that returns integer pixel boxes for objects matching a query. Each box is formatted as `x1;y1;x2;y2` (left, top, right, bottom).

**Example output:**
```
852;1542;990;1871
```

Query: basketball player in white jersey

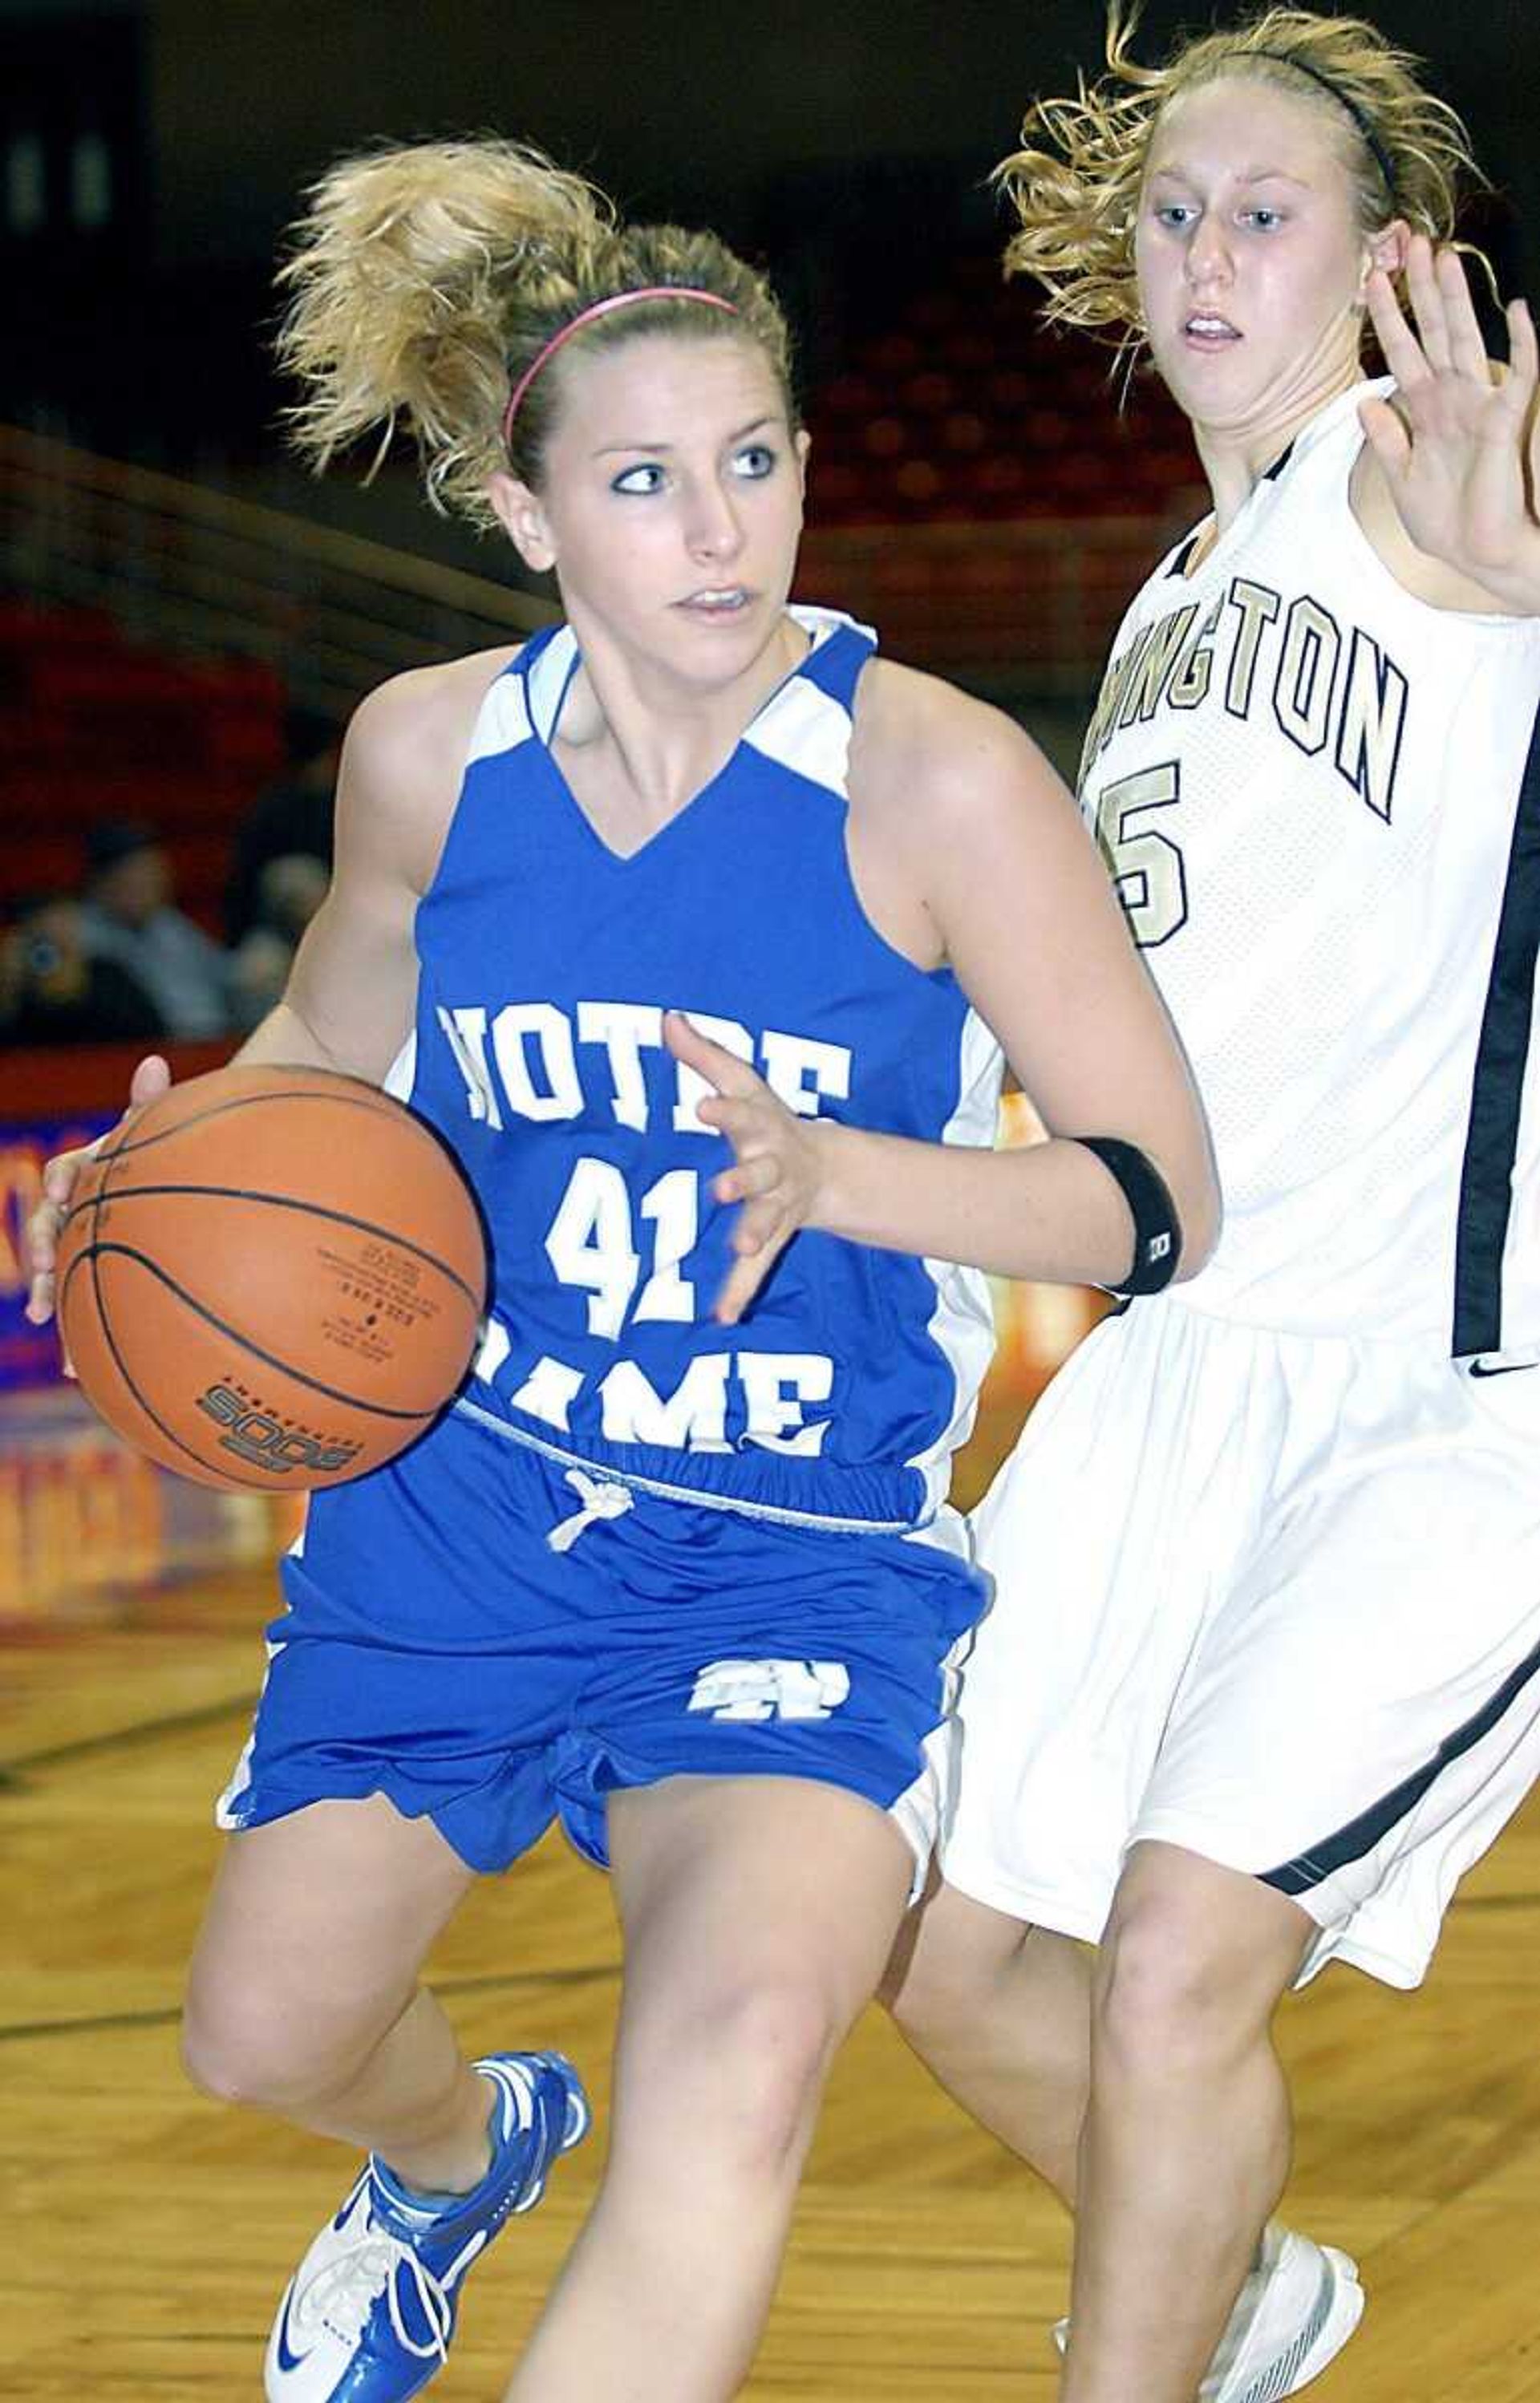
887;10;1540;2401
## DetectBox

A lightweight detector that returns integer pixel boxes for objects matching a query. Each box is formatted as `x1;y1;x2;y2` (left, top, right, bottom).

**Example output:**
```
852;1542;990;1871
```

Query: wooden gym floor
5;1395;1540;2400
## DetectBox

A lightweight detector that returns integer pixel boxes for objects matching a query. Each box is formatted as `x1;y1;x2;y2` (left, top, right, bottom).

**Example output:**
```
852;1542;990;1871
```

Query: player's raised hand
663;1010;829;1326
1361;235;1540;612
26;1052;172;1330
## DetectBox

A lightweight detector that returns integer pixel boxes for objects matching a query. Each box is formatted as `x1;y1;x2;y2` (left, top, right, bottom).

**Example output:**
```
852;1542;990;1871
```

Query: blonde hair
277;138;796;530
995;5;1480;352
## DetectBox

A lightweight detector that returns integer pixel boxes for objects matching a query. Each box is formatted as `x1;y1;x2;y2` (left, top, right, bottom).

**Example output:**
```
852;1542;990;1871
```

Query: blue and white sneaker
265;2050;590;2403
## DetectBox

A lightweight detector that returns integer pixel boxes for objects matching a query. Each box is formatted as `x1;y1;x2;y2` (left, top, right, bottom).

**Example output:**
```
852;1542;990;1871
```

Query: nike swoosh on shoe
272;2283;308;2377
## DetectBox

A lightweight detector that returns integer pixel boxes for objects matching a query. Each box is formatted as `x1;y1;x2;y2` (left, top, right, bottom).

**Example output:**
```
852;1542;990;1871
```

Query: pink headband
502;286;741;448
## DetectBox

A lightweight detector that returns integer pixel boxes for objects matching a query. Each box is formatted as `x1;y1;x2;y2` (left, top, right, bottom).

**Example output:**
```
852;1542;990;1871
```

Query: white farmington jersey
1081;379;1540;1355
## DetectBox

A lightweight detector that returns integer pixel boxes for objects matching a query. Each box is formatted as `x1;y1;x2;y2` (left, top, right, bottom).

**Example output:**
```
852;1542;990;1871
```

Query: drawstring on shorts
546;1467;634;1554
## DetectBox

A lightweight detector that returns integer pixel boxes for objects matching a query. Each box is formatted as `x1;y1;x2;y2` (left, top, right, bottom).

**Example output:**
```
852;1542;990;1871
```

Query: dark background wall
139;0;1538;267
4;0;1537;501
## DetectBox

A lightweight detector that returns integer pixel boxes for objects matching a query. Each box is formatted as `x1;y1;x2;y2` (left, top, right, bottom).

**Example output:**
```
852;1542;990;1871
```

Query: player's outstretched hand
663;1011;828;1327
1362;234;1540;614
26;1053;172;1333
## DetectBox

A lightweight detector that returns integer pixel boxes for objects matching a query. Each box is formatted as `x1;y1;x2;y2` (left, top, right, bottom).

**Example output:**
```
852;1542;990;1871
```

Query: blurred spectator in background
79;820;233;1039
228;848;330;1031
0;893;167;1048
224;703;338;948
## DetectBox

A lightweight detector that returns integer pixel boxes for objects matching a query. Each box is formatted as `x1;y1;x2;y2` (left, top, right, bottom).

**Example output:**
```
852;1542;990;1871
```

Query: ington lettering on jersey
438;995;853;1459
1081;575;1408;826
1064;381;1540;1352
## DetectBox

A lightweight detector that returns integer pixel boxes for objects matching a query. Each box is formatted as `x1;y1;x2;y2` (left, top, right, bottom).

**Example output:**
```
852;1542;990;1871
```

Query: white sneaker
1052;2225;1364;2400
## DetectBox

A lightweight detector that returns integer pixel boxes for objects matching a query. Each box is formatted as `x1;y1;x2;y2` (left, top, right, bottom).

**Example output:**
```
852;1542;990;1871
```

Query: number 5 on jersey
1092;763;1189;949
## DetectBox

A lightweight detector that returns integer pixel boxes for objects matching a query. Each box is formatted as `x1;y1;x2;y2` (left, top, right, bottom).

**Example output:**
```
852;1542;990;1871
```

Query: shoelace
546;1468;634;1553
295;2233;453;2363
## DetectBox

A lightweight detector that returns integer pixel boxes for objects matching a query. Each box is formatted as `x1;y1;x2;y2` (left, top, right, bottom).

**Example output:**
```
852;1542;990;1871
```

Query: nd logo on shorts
687;1659;852;1722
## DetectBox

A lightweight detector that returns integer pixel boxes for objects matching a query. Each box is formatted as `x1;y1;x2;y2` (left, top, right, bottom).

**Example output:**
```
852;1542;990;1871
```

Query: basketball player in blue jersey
888;11;1540;2402
25;140;1215;2403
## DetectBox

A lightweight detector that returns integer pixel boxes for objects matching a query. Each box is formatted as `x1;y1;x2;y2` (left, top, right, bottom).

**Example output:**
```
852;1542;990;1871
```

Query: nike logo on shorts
1469;1359;1538;1379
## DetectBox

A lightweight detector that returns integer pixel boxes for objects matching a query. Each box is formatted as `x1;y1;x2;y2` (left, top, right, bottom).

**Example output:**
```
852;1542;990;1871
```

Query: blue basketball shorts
217;1403;988;1881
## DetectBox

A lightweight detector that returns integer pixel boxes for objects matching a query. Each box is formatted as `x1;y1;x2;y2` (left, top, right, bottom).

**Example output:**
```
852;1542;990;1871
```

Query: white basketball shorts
942;1294;1540;1988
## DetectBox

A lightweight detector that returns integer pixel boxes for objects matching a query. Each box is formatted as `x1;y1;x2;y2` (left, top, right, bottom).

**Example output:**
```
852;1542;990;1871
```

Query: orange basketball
55;1064;488;1493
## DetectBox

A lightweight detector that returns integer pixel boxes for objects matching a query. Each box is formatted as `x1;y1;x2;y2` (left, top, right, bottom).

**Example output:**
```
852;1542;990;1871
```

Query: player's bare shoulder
338;642;529;893
849;655;1075;855
346;643;526;790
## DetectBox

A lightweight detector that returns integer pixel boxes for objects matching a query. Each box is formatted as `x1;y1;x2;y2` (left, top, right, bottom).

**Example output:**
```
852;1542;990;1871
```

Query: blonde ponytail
277;138;792;530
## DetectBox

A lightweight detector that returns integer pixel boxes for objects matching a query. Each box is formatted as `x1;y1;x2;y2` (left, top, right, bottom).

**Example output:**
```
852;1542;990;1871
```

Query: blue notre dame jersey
399;606;1003;1530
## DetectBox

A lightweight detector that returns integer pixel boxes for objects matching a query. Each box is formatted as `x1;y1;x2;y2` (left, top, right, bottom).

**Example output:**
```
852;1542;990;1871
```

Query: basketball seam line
59;1242;456;1424
59;1246;253;1478
101;1080;471;1193
102;1080;390;1165
64;1182;484;1307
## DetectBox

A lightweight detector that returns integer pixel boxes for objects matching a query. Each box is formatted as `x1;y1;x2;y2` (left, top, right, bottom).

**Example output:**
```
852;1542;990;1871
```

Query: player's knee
633;1975;840;2178
707;1980;841;2169
1093;1888;1274;2075
180;1984;358;2115
882;1886;1027;2049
